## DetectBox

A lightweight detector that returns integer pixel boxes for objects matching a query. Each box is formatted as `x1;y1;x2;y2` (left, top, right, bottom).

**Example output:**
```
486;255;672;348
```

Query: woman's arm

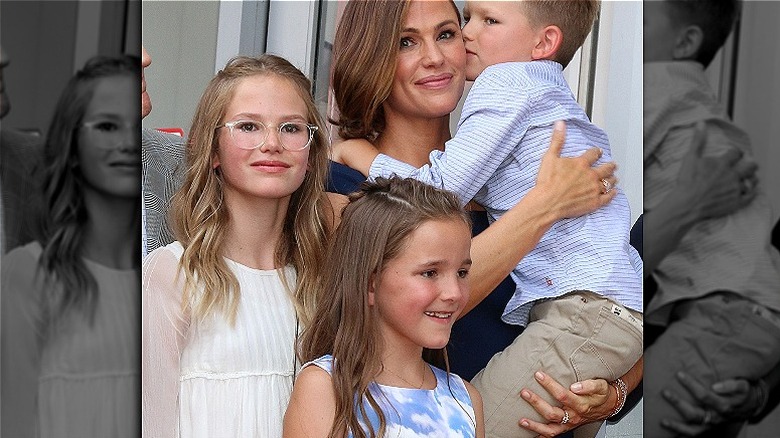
1;249;43;438
142;248;189;438
283;365;337;438
465;122;617;312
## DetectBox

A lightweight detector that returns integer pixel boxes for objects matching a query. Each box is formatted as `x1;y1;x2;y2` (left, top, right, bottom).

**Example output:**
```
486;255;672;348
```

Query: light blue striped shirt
370;61;642;325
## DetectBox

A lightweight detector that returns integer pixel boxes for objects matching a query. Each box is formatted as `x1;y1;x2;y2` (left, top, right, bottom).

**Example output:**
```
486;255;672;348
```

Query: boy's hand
331;138;380;177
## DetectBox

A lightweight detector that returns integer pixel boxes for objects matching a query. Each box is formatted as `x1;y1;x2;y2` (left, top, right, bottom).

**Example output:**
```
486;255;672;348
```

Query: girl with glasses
1;55;141;438
142;55;332;438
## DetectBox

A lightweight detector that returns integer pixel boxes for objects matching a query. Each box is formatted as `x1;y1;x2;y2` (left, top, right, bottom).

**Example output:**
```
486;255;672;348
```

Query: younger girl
284;177;485;438
142;55;331;437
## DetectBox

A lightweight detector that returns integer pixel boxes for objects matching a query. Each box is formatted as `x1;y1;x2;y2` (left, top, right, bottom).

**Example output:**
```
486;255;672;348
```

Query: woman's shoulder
327;160;366;195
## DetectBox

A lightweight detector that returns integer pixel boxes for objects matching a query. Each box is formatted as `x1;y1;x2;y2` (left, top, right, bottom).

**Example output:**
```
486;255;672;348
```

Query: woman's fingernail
521;390;530;399
535;371;545;381
554;121;564;131
571;382;583;392
521;420;530;427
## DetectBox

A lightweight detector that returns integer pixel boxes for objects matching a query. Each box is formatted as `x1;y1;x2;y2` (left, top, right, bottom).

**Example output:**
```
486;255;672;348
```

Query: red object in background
155;127;184;137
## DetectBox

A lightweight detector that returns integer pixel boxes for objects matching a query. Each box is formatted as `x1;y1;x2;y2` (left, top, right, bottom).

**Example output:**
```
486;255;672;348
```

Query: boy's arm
331;138;380;176
371;71;533;206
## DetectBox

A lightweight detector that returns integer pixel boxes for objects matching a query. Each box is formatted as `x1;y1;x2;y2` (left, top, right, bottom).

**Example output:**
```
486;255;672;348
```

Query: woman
142;55;332;437
327;0;632;434
1;55;140;437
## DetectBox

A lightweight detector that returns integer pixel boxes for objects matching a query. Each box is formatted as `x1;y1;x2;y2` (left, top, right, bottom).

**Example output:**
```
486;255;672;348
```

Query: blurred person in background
0;43;45;252
1;55;141;438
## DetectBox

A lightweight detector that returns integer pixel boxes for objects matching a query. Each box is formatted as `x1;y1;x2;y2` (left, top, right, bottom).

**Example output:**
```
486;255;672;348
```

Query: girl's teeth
424;311;452;319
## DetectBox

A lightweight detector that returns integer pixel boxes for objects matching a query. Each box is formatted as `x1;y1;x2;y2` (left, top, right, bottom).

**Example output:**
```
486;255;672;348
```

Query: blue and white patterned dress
308;355;477;437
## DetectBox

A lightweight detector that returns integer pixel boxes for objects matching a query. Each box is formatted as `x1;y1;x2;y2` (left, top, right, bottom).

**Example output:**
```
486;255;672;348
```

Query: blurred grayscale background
643;1;780;437
1;1;140;436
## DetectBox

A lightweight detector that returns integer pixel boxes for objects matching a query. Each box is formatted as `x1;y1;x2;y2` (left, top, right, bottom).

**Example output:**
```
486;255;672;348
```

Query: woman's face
214;74;311;203
77;75;140;199
384;0;467;121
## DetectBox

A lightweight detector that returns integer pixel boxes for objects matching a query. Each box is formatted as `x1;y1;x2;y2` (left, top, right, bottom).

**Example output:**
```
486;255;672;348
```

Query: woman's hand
676;121;758;221
659;372;766;436
517;371;614;437
535;121;618;221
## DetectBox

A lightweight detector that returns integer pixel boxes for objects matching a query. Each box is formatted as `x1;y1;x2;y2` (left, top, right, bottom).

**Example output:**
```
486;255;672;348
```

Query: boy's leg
472;292;642;438
644;293;780;438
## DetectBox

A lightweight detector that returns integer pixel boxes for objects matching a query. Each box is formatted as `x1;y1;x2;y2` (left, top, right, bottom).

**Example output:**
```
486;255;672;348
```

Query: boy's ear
532;25;563;61
673;25;704;60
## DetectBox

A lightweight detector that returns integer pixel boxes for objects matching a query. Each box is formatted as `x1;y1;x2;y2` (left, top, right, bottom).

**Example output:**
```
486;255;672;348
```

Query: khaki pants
645;292;780;438
472;291;643;438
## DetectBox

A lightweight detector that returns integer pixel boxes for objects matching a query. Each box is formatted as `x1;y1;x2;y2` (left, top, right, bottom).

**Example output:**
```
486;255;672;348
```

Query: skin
643;1;682;63
78;74;141;269
462;0;557;80
213;75;313;270
284;218;486;437
141;46;152;118
79;75;141;200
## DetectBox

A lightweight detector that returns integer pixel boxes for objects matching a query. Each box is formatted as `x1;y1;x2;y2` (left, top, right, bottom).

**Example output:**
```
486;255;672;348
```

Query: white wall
141;0;220;134
591;0;643;223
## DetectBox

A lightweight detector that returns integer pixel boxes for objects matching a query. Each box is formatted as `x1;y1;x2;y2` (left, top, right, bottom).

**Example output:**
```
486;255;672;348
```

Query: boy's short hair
665;0;740;68
520;0;601;68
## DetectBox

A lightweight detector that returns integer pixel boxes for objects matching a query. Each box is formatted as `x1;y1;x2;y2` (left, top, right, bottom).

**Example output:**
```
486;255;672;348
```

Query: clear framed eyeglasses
80;119;139;150
216;119;318;152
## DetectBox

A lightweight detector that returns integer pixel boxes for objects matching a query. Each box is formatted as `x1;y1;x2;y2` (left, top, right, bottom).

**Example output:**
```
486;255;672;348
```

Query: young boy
337;1;642;436
644;1;780;436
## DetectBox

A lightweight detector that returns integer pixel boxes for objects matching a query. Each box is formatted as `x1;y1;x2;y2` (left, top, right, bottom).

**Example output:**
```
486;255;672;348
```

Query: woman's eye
421;270;437;278
463;15;470;24
485;18;498;25
457;269;470;279
400;37;414;48
438;30;455;40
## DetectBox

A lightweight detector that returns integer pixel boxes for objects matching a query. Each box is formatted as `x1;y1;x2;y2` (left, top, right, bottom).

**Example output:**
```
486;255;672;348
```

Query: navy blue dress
327;161;523;381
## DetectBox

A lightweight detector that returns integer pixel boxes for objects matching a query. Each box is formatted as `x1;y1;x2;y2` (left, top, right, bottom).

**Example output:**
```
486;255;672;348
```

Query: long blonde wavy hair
169;55;331;326
299;177;471;438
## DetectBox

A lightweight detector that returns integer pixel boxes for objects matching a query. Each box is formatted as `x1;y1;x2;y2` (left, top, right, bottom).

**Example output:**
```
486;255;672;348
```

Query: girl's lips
251;160;291;173
415;73;453;89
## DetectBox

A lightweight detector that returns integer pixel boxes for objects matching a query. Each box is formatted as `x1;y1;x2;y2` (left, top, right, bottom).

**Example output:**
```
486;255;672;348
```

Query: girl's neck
220;189;289;270
80;189;139;270
374;111;451;168
377;347;432;390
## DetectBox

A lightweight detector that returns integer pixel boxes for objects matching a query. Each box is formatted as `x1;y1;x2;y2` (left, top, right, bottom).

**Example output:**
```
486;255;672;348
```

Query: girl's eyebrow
401;19;460;34
229;112;307;121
